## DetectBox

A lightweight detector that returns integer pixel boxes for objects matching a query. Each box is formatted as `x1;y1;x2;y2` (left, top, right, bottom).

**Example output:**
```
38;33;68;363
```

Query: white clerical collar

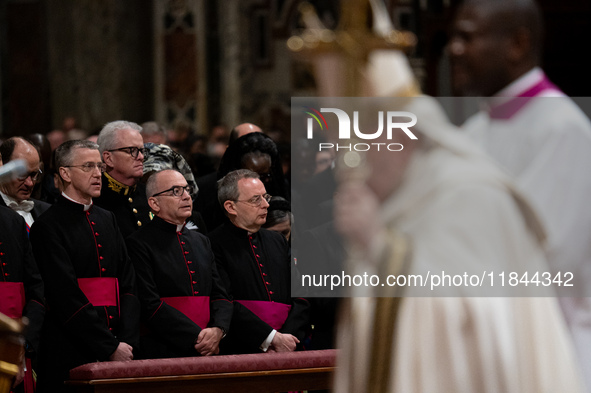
495;67;543;98
62;192;93;211
481;67;542;111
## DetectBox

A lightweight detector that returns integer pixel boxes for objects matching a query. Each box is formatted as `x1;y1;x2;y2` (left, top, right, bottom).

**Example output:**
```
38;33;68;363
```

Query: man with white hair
94;120;151;238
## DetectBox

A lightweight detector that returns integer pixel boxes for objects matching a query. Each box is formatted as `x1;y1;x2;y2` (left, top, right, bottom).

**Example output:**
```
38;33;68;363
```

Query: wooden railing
66;349;336;393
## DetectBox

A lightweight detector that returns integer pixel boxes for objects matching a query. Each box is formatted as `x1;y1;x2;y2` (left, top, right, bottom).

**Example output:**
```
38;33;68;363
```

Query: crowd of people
1;0;591;392
0;120;315;392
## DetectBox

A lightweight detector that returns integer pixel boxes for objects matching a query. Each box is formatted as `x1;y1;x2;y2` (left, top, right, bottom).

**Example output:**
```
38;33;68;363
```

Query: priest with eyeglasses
126;169;232;358
208;169;309;354
30;140;140;392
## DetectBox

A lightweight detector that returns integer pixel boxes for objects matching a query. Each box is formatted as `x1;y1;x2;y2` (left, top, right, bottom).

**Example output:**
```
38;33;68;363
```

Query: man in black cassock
126;169;232;358
94;120;151;238
0;206;45;391
208;169;309;354
30;140;140;392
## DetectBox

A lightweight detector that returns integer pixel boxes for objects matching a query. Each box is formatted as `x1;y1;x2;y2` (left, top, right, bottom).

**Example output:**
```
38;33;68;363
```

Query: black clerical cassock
208;222;310;354
29;197;140;392
0;206;45;392
126;216;232;358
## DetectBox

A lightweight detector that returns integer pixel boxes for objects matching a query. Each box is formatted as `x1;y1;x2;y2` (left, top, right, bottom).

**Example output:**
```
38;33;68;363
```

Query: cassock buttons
98;244;102;248
101;268;106;272
259;263;263;267
128;198;133;203
193;291;199;295
184;251;189;255
190;271;195;274
265;282;270;285
99;256;104;260
269;291;274;295
2;263;6;266
95;232;99;236
109;315;113;319
262;273;267;276
4;273;9;277
132;208;138;214
192;281;197;284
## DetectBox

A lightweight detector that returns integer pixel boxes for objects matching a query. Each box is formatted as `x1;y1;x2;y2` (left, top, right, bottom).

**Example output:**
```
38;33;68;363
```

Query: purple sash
162;296;210;328
236;300;291;330
78;277;119;307
0;281;25;318
489;75;562;120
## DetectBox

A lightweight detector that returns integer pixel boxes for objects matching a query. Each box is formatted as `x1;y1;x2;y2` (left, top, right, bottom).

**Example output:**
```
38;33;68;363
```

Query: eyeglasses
63;162;107;172
107;146;146;159
234;193;272;207
17;169;43;182
152;185;194;198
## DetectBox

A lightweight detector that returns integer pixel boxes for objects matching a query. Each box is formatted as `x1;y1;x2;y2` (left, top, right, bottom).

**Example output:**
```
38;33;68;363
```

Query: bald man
126;170;232;358
228;123;262;145
450;0;591;388
0;137;51;232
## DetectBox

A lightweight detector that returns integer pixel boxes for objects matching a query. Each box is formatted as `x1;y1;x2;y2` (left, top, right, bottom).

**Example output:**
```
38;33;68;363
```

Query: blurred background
0;0;589;141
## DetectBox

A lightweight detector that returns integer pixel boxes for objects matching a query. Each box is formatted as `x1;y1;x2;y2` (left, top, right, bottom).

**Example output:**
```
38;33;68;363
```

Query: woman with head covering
196;132;290;231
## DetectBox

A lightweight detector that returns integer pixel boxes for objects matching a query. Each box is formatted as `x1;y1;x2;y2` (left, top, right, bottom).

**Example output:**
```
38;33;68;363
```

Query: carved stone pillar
154;0;208;134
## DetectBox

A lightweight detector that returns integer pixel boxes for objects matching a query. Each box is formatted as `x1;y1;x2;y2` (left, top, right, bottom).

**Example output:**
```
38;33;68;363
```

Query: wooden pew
0;313;25;393
66;349;336;393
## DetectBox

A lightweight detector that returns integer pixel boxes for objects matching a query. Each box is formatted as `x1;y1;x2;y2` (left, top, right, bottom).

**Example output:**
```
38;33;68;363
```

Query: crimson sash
77;277;119;308
162;296;210;328
0;281;25;318
0;282;33;392
236;300;291;330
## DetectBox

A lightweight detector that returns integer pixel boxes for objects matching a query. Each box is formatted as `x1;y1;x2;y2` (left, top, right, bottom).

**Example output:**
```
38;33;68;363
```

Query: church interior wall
0;0;589;138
